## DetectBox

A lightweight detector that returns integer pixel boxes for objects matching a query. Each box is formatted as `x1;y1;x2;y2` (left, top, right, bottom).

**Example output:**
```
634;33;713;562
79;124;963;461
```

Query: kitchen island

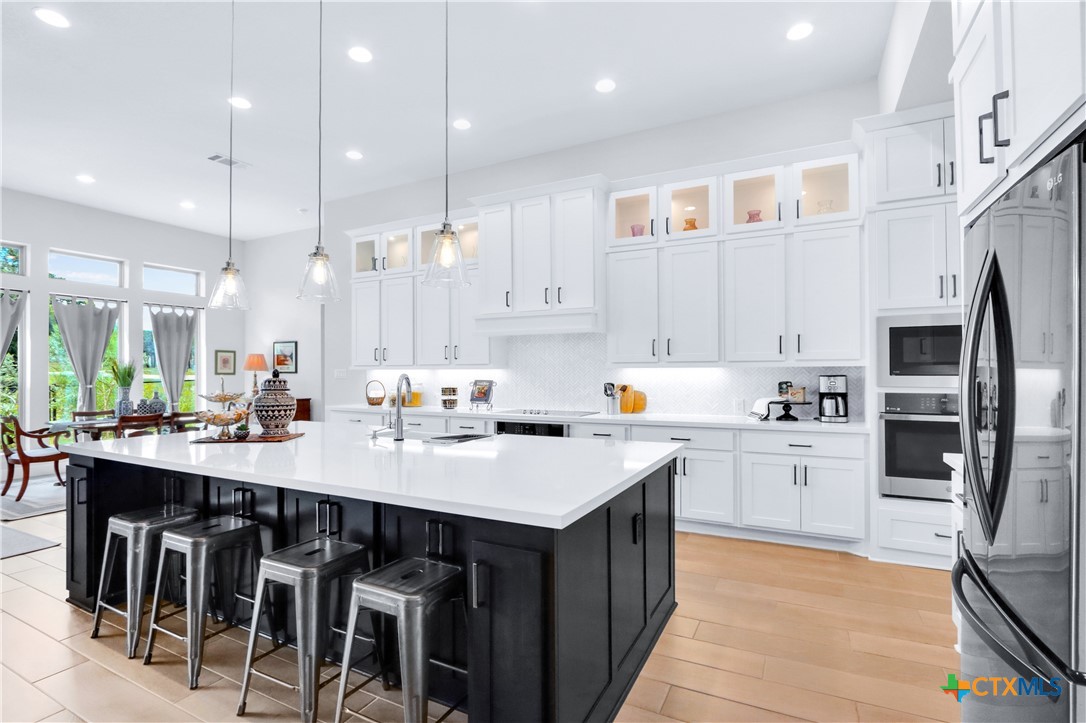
61;421;681;722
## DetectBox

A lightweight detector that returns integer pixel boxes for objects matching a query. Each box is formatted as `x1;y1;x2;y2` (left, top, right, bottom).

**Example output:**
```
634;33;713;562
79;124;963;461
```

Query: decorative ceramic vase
817;199;834;215
147;391;167;415
683;218;697;231
115;387;133;417
135;397;152;414
630;224;645;237
234;428;250;440
746;209;762;223
253;369;296;438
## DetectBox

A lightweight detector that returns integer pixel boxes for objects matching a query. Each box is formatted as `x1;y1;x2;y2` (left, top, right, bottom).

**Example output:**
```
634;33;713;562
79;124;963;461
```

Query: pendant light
422;0;469;288
298;0;340;302
208;0;250;311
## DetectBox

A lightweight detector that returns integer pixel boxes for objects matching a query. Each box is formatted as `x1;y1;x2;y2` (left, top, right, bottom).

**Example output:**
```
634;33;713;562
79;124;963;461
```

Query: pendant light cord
444;0;449;224
317;0;323;249
227;0;235;263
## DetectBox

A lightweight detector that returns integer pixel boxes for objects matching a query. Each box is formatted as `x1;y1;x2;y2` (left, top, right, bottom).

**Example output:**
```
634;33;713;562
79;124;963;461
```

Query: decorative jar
252;369;297;437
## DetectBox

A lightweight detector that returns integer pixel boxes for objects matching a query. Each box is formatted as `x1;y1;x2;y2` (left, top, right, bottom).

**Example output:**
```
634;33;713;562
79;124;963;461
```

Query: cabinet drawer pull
934;532;952;539
407;422;422;426
788;443;813;448
670;437;692;442
348;418;361;423
458;425;475;430
936;162;942;188
978;112;995;164
992;90;1010;147
593;433;612;437
505;290;511;308
1036;455;1051;460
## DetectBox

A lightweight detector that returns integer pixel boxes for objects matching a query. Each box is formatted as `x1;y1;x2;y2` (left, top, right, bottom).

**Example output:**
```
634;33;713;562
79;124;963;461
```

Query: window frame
142;263;202;296
47;249;125;288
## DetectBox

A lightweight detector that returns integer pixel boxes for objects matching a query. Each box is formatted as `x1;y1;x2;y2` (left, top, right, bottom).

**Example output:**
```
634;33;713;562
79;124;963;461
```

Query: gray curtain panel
1;290;28;355
148;305;197;412
51;296;121;411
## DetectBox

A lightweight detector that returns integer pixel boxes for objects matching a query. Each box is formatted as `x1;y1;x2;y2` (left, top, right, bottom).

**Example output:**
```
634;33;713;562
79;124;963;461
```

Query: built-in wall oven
877;314;963;388
879;392;961;502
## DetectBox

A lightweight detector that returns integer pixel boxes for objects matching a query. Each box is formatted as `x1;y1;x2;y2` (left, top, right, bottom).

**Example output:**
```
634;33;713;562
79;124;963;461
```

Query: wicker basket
365;380;386;407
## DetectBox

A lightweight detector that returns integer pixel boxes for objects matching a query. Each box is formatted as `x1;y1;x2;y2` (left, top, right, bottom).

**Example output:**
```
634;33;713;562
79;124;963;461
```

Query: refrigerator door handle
952;543;1086;688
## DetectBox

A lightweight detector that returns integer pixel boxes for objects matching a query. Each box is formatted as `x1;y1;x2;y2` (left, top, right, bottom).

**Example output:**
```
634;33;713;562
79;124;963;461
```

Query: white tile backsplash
366;333;864;420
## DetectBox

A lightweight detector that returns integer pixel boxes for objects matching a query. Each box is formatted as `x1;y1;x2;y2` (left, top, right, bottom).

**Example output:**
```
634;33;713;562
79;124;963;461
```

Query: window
1;243;25;276
1;326;17;419
48;299;121;420
142;307;197;412
143;264;200;295
48;250;122;287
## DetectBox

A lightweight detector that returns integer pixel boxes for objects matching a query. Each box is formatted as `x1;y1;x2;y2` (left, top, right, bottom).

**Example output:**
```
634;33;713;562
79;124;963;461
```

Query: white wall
1;188;246;427
241;80;877;413
878;0;953;113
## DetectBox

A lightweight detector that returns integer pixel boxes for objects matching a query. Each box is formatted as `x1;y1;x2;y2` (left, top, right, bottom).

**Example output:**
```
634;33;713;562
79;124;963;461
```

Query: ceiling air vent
207;153;251;170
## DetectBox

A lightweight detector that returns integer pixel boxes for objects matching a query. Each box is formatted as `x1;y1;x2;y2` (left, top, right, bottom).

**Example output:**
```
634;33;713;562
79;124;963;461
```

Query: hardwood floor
616;532;960;723
1;510;959;722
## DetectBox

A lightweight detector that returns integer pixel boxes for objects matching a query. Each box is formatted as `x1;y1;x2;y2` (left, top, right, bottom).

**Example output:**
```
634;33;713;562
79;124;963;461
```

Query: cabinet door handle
803;465;808;486
978;112;995;164
505;290;511;308
382;348;388;361
992;90;1010;147
796;199;801;219
797;334;802;354
632;512;644;545
374;347;379;362
650;219;655;236
779;335;783;355
557;286;562;304
949;161;955;187
425;519;438;557
777;202;781;221
788;443;813;448
952;274;957;298
74;471;88;505
315;500;329;536
444;345;449;360
682;457;688;476
667;338;672;356
939;275;945;299
232;487;246;517
471;561;485;608
1042;332;1046;353
453;345;459;359
934;532;952;539
593;432;612;437
793;464;798;486
382;256;387;270
651;338;656;357
544;287;549;305
665;217;671;235
936;162;942;188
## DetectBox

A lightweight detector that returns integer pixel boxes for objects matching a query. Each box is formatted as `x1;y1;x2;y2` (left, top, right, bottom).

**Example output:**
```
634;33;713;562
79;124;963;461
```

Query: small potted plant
110;360;137;416
234;423;250;440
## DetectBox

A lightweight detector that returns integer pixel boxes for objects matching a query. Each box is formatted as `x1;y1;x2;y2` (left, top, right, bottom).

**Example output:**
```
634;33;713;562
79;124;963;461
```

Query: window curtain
51;296;121;412
1;290;27;355
148;305;197;413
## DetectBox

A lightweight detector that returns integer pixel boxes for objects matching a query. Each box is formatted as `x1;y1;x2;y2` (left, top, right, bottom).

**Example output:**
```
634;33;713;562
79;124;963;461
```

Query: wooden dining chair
116;413;164;438
166;412;204;434
72;409;117;441
2;416;69;501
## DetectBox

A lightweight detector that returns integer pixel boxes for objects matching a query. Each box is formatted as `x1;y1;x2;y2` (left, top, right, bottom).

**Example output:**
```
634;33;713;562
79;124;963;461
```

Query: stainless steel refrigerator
955;142;1086;721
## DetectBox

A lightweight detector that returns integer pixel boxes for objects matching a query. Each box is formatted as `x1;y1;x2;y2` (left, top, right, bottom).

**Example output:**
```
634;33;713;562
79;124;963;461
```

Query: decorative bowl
199;391;245;406
195;408;249;439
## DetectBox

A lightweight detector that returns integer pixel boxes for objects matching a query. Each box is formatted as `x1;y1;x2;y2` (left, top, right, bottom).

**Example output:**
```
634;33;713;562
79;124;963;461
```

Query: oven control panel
882;392;959;415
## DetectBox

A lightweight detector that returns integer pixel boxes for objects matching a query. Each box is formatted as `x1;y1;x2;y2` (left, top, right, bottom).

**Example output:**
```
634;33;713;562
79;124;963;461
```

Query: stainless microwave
877;314;962;388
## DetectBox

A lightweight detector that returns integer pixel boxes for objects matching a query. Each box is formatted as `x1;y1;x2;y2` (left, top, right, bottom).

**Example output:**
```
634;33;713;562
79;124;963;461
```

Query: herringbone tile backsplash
367;333;864;420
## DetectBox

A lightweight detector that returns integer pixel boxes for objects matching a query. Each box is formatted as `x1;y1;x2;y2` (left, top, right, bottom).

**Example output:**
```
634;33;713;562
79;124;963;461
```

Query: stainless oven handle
879;413;960;422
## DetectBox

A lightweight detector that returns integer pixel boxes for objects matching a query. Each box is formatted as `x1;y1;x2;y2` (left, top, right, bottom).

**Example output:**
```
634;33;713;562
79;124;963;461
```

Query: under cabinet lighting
786;22;813;41
34;8;70;28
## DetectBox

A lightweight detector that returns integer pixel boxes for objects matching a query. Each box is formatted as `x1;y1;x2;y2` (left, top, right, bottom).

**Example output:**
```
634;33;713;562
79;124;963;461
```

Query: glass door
723;166;784;234
418;218;480;269
792;155;859;226
661;177;718;241
608;187;656;246
351;233;380;279
380;229;414;275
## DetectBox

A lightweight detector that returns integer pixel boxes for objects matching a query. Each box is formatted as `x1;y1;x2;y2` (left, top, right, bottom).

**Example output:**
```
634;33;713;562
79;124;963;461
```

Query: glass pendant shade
422;222;470;288
297;245;339;301
208;260;250;310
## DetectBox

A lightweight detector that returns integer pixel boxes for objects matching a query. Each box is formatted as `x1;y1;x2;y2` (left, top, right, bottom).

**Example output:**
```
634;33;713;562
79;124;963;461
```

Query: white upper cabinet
608;187;657;246
870;119;956;203
952;1;1003;212
661;177;719;241
606;249;659;363
789;227;863;361
415;277;452;365
477;203;513;315
723;166;785;234
998;0;1085;169
659;244;720;363
876;205;964;309
451;269;491;366
379;277;415;366
792;155;860;226
724;236;786;362
552;189;596;310
512;196;552;313
350;282;382;368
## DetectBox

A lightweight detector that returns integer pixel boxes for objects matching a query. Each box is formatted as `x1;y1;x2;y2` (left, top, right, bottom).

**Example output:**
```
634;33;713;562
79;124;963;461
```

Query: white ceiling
2;1;895;240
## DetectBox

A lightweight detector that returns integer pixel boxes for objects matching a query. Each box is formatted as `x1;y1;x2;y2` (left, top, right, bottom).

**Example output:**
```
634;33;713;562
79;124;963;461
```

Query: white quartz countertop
327;405;871;434
61;421;681;529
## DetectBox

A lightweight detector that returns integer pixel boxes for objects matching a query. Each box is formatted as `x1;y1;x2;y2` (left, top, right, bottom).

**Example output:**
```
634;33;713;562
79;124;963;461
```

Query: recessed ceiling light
348;46;373;63
458;225;465;231
452;118;471;130
227;97;252;109
684;206;696;211
180;200;196;210
786;22;813;41
594;78;616;93
75;174;95;184
34;7;70;28
345;150;364;160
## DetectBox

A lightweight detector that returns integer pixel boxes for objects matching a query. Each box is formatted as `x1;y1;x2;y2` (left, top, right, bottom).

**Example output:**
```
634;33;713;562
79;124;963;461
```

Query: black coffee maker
818;375;849;423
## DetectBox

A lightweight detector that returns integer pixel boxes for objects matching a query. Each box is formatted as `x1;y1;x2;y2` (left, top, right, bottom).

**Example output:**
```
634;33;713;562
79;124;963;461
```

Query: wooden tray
191;432;306;444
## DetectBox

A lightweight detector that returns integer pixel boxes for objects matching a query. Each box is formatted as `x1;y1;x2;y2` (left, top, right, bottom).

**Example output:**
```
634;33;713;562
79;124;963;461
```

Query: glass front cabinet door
608;187;657;246
723;166;785;234
418;218;480;269
791;155;859;226
380;229;414;275
661;177;719;241
351;233;380;279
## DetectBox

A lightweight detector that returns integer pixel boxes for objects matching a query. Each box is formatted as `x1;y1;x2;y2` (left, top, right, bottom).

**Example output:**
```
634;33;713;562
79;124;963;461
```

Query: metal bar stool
237;536;381;723
142;515;273;689
333;557;464;723
90;504;200;658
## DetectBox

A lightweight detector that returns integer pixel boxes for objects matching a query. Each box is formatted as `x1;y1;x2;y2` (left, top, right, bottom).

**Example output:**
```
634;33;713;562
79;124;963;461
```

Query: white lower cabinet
447;418;491;434
327;410;388;427
400;415;448;434
568;423;629;440
741;453;802;532
679;450;736;524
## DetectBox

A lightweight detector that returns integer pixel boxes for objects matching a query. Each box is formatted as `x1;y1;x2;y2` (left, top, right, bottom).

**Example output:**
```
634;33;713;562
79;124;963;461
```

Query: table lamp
243;353;269;397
